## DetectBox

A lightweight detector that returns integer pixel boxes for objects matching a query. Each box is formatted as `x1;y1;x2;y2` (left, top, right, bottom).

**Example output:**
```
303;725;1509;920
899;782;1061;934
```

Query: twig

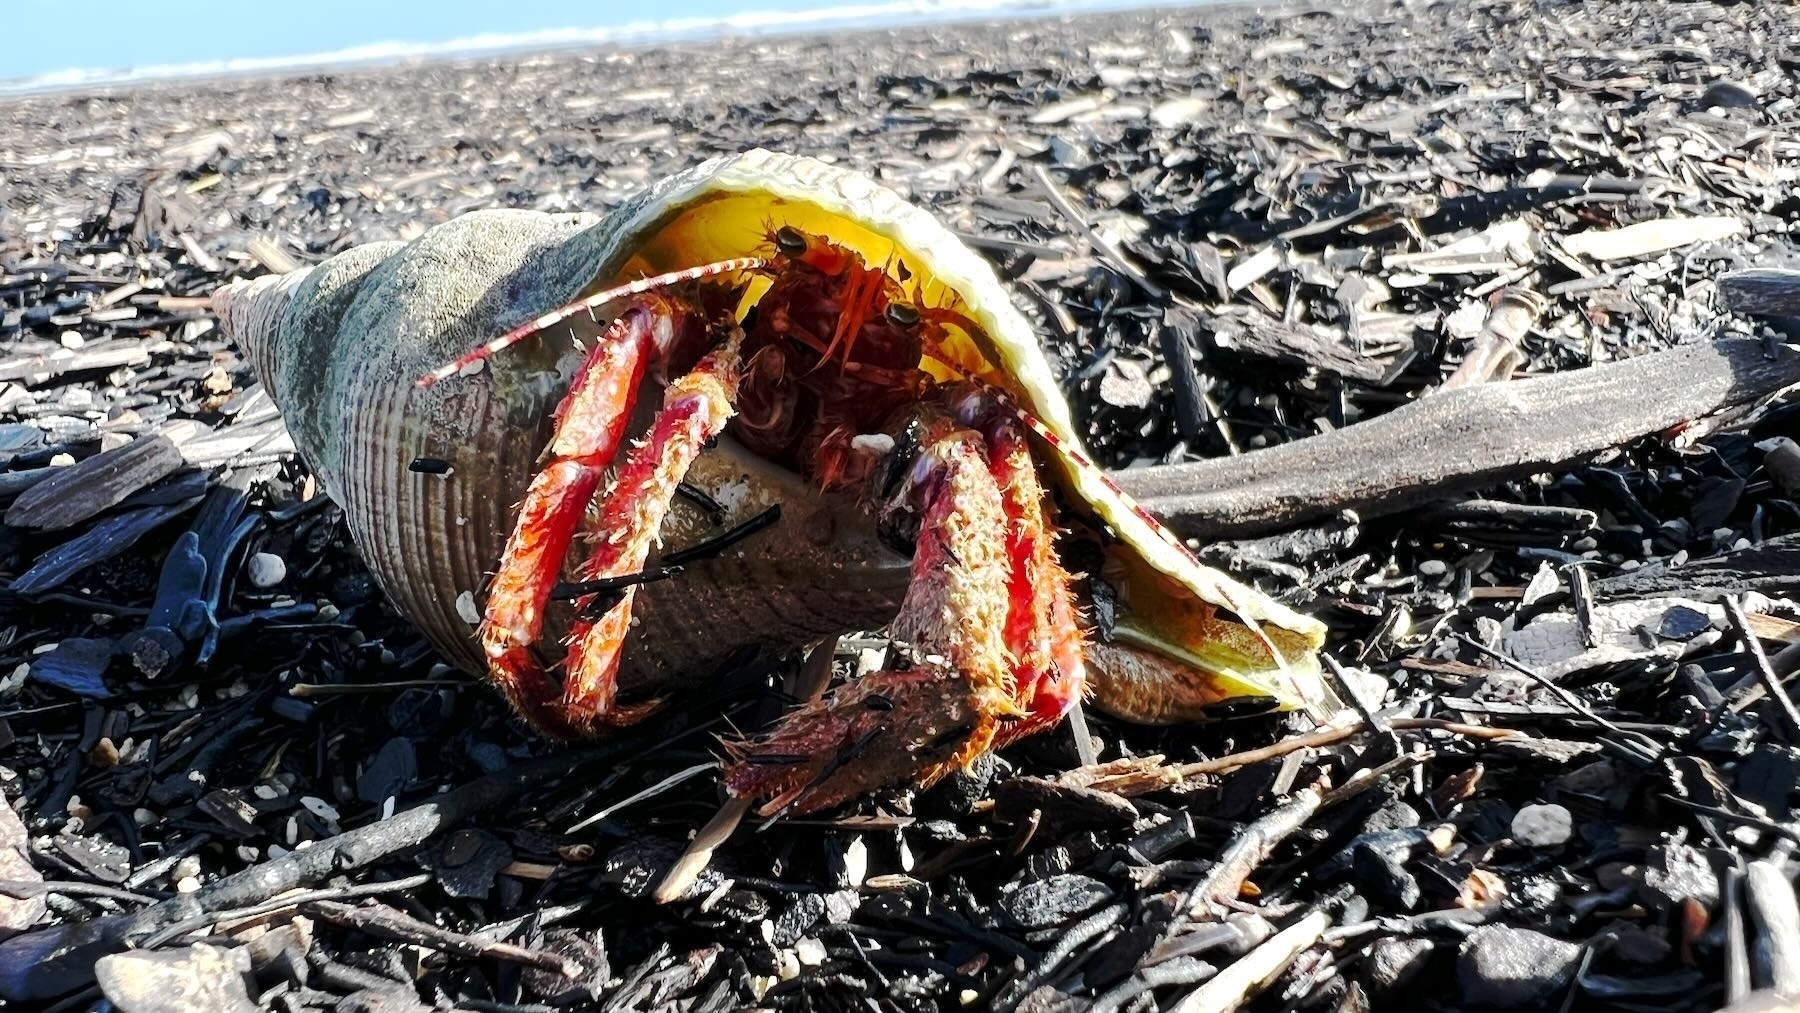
1727;865;1751;1005
1030;164;1166;299
140;873;434;949
1457;635;1664;763
1726;595;1800;739
1174;789;1320;924
0;880;164;905
304;899;586;980
567;762;715;833
1066;716;1518;796
1169;909;1332;1013
993;901;1128;1013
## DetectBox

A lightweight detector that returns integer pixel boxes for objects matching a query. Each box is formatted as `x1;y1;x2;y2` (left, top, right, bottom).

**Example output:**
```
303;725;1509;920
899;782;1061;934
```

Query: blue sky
2;0;934;81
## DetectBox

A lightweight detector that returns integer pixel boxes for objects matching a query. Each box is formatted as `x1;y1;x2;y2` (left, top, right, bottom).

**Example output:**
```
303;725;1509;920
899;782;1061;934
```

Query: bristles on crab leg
554;331;744;733
924;353;1296;681
479;304;662;732
415;257;766;388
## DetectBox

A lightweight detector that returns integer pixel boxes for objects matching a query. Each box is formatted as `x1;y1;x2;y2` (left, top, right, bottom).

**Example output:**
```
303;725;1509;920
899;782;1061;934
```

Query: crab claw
722;402;1087;815
722;666;979;816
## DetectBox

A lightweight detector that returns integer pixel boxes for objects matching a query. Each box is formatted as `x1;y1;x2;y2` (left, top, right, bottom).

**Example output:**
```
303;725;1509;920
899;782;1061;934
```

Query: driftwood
1719;269;1800;317
1117;339;1800;539
1596;533;1800;601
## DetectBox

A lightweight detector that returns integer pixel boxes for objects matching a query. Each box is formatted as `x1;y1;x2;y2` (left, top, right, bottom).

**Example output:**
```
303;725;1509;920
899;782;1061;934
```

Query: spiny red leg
969;403;1088;750
723;421;1036;815
554;332;743;732
478;298;700;737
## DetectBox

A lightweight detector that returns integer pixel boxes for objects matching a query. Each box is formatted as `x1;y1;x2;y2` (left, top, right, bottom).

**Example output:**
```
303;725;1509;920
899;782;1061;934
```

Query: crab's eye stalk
884;302;920;329
774;226;808;257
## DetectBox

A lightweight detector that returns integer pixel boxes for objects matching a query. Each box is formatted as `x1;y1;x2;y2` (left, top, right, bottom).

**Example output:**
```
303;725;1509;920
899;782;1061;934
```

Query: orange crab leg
478;297;718;736
553;333;743;733
479;305;659;730
976;406;1088;749
723;415;1087;815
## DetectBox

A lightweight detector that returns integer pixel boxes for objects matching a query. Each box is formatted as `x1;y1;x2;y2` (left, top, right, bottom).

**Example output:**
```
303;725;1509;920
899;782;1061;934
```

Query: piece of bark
1114;339;1800;539
1209;305;1419;383
1595;534;1800;602
1720;269;1800;317
5;435;182;531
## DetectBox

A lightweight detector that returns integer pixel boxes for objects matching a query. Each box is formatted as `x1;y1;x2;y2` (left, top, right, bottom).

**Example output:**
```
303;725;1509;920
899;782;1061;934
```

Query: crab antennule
415;256;767;388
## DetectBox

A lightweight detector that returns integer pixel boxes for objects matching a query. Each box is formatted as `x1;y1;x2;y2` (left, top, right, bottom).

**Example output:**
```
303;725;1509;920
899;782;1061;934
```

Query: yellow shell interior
582;151;1333;720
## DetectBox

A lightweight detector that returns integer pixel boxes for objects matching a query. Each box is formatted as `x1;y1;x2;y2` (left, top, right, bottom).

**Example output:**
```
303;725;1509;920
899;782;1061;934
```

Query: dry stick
652;635;841;905
1727;865;1753;1005
1077;717;1517;797
1726;595;1800;739
1457;635;1665;763
0;752;583;1003
305;899;586;980
1114;338;1800;539
141;873;434;950
1439;287;1545;389
1029;164;1166;300
1175;789;1322;924
1169;909;1332;1013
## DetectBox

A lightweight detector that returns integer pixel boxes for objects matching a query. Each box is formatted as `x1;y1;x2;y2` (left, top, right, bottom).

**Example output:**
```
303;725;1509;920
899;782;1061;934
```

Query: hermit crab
213;149;1331;814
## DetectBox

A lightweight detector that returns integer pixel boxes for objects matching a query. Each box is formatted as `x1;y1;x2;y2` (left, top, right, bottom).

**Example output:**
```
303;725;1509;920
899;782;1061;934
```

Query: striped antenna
415;256;768;389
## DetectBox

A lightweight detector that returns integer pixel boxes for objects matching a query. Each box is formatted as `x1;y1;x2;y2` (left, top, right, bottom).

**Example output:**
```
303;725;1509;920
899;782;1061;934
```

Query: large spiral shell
214;148;1330;717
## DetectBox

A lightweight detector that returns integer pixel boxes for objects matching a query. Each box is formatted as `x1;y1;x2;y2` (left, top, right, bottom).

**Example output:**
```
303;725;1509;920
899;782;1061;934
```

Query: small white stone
49;453;75;467
795;938;827;967
176;875;201;893
1418;559;1449;578
133;808;157;827
841;836;867;890
246;552;286;588
1512;803;1573;848
59;330;84;349
775;949;801;981
455;590;481;626
173;855;202;880
300;795;341;821
316;602;340;621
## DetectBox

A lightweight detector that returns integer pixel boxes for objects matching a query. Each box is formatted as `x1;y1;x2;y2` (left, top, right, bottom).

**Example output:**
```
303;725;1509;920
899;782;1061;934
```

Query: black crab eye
774;226;808;257
884;302;920;328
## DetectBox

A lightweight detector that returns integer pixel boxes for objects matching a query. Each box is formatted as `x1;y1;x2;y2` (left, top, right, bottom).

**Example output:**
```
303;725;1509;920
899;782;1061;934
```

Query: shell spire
212;268;314;385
